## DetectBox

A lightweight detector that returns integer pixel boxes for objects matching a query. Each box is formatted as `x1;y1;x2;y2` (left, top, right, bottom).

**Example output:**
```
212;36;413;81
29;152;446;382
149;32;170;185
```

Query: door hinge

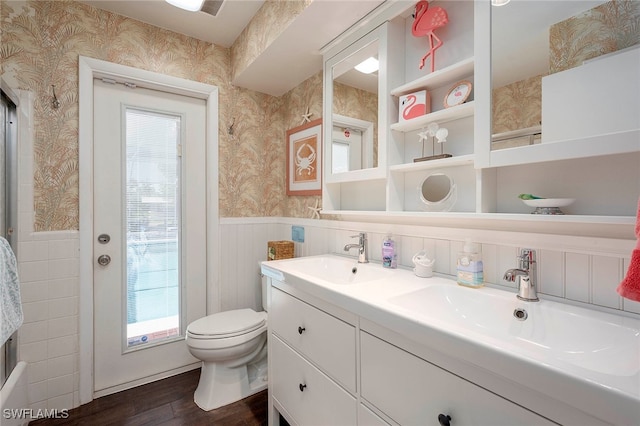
177;144;182;157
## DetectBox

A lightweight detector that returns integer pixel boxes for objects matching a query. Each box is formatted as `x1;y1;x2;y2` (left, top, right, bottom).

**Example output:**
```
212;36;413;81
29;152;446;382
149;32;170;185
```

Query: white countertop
261;254;640;425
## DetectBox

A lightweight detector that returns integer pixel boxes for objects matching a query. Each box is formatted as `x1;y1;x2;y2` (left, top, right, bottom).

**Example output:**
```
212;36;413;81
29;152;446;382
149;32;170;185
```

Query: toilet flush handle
298;326;306;335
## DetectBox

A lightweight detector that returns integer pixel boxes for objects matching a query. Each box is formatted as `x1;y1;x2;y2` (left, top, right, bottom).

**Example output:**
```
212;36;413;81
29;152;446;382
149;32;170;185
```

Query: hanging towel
1;236;22;346
616;197;640;302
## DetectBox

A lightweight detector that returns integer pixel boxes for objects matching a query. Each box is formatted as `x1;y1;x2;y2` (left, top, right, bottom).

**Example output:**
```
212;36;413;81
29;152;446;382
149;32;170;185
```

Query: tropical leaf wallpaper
492;74;543;135
549;0;640;74
1;0;321;231
492;0;639;137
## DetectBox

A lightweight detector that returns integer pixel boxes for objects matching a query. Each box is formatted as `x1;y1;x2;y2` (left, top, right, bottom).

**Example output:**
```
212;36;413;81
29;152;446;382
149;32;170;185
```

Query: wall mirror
324;24;384;182
331;114;374;174
490;0;616;151
418;172;456;212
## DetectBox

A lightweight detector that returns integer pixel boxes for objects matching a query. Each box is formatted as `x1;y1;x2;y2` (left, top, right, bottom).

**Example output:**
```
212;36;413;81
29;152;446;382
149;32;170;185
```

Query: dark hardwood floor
29;369;267;426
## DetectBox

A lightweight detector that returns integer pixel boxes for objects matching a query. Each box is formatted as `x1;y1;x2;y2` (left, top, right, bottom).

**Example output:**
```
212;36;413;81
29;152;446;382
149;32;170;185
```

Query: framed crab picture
286;118;322;196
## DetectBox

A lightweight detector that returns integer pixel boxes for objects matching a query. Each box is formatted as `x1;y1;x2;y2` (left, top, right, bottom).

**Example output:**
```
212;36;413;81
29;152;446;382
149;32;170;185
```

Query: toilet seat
187;309;267;339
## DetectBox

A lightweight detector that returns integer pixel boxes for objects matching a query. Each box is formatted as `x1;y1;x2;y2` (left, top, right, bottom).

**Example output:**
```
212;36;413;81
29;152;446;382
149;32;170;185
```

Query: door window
124;108;182;348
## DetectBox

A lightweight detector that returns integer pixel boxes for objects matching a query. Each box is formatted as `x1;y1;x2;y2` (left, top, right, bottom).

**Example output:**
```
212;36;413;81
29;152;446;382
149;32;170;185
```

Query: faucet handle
517;248;536;269
350;232;367;243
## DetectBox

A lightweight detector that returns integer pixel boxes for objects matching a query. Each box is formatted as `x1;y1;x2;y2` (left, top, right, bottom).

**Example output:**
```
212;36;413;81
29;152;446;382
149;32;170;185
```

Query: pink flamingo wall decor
412;0;449;72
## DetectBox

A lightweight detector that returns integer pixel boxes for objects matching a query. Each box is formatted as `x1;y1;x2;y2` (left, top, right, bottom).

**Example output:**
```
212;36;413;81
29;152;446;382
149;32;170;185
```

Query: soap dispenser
457;239;483;288
382;234;397;269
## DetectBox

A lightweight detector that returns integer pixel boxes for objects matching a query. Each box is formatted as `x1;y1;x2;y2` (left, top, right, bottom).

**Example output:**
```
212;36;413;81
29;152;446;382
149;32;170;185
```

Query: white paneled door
92;79;206;396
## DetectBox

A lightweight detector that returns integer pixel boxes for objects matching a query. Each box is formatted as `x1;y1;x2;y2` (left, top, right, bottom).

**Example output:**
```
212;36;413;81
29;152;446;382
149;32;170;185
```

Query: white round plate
522;198;575;208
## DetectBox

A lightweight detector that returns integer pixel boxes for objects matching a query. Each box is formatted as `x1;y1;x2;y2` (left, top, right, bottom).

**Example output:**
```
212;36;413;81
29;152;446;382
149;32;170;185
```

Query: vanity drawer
271;335;356;425
360;332;554;426
270;287;356;392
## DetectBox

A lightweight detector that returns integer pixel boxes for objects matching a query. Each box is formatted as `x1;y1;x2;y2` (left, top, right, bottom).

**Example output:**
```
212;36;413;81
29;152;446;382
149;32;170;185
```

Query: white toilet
186;277;269;411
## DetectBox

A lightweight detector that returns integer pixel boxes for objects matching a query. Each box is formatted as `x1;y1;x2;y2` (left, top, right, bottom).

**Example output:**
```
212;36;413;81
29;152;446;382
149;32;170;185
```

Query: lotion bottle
382;235;397;269
457;239;483;288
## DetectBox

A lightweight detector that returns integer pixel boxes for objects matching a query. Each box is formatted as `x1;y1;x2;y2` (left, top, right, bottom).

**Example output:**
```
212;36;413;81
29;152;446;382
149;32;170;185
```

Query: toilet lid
187;309;266;337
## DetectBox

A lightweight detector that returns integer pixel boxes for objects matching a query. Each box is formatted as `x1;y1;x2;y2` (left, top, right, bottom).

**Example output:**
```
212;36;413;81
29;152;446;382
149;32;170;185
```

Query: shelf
485;129;640;168
389;154;474;172
319;210;635;239
390;101;474;132
391;57;475;96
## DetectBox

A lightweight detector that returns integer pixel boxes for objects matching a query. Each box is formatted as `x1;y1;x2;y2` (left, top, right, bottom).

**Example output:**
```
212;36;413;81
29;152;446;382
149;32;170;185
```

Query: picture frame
286;118;322;196
443;80;472;108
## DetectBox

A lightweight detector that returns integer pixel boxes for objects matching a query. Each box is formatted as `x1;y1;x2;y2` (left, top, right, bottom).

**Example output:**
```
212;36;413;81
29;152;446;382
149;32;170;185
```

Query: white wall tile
22;300;49;323
47;392;75;410
47;393;74;411
19;341;48;363
28;380;48;404
47;355;75;379
48;316;78;339
47;335;77;359
19;241;49;262
565;252;590;303
19;260;49;282
19;321;48;344
27;360;48;384
48;297;78;319
20;280;49;303
48;239;79;260
591;255;622;309
539;249;564;297
48;258;79;280
48;278;78;300
47;374;74;398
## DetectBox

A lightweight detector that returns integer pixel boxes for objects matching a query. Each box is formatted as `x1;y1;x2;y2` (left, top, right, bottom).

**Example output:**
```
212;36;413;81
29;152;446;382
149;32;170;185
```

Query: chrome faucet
344;232;369;263
503;248;539;302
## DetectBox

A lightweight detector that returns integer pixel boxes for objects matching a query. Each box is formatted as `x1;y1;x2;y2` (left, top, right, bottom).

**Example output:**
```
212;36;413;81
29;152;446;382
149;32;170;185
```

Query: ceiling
79;0;266;48
80;0;386;96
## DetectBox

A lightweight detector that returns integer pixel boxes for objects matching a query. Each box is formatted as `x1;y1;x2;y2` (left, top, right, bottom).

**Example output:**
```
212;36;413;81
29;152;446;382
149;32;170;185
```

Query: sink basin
389;284;640;377
269;255;393;285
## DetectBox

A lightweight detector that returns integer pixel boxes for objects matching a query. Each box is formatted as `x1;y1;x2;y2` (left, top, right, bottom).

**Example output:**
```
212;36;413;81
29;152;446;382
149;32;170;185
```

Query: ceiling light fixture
355;57;379;74
165;0;205;12
491;0;511;6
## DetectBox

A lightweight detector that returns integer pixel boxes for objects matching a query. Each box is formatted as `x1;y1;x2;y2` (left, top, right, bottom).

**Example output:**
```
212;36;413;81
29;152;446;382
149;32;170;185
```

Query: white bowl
522;198;575;208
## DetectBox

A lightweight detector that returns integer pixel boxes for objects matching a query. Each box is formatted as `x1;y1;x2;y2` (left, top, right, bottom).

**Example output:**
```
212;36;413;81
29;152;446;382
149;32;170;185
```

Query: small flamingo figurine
412;0;449;72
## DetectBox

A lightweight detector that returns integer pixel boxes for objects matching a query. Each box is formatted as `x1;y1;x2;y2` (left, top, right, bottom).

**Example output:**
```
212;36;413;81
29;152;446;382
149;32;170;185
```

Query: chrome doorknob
97;254;111;266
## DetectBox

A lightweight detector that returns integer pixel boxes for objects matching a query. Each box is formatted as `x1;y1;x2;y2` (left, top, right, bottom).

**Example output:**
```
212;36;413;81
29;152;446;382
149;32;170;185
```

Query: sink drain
513;308;528;321
351;266;358;274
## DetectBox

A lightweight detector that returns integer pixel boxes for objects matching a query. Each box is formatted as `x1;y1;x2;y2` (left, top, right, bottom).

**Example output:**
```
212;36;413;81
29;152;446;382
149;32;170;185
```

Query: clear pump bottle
457;239;483;288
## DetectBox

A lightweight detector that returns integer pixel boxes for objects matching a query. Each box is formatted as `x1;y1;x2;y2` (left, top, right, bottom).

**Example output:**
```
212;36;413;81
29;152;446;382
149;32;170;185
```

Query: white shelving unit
390;101;474;132
320;0;638;236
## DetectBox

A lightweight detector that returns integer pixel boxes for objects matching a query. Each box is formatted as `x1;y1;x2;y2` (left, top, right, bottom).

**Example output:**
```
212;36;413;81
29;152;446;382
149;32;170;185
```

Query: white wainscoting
219;217;640;316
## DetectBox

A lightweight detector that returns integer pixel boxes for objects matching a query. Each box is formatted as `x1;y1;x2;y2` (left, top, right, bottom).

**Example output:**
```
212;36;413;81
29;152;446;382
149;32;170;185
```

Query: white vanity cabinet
360;332;555;426
268;284;358;425
267;280;572;426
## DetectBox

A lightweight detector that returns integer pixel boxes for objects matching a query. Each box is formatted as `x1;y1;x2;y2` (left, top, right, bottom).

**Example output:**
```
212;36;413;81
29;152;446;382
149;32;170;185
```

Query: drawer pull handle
299;383;307;392
438;414;451;426
298;326;306;335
